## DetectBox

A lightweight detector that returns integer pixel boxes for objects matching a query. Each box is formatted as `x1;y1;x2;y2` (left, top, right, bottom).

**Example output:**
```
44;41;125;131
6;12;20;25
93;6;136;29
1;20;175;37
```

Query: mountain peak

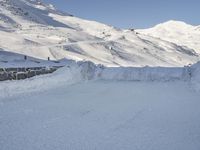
137;19;200;55
163;20;188;25
155;20;193;29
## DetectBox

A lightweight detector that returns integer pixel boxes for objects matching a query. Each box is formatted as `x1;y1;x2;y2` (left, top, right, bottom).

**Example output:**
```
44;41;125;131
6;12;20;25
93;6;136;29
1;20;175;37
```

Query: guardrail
0;66;63;81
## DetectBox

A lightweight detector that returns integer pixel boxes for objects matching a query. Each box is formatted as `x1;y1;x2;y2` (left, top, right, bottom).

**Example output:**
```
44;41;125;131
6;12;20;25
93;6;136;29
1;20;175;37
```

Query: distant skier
24;55;27;60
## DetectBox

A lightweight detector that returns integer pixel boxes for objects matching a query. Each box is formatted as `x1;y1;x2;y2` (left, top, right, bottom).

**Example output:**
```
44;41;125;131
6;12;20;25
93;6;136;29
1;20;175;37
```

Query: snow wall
76;60;200;91
1;60;199;99
191;62;200;91
76;61;191;82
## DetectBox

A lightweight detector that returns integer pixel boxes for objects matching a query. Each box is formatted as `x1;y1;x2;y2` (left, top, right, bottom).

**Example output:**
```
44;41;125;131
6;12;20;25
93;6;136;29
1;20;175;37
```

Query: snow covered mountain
0;0;200;67
137;20;200;54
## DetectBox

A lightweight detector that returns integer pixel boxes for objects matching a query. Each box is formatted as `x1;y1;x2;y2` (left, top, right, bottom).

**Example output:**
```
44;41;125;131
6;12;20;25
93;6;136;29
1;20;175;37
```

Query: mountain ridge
0;0;199;67
137;20;200;54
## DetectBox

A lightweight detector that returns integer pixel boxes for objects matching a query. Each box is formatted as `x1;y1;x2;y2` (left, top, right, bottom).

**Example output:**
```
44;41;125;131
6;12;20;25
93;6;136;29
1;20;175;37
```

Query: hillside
0;0;199;67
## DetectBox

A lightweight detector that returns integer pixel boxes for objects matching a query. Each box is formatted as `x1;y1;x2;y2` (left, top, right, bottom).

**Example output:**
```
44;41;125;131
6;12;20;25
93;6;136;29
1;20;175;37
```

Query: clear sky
43;0;200;29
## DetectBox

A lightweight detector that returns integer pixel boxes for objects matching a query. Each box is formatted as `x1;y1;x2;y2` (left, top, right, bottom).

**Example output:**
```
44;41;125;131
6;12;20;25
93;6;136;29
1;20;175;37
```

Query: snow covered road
1;81;200;150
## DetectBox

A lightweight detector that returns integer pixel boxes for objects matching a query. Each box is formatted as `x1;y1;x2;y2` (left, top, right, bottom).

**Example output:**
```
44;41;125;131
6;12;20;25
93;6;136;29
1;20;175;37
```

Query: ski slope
0;0;200;67
0;49;69;68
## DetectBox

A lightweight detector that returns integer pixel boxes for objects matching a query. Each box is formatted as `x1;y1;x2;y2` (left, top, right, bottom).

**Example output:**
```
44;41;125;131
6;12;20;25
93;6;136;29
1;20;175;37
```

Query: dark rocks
0;66;62;81
27;70;35;78
0;72;8;81
16;72;27;80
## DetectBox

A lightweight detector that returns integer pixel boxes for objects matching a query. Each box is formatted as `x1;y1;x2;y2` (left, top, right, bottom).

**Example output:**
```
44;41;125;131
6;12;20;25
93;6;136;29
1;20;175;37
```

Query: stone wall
0;66;62;81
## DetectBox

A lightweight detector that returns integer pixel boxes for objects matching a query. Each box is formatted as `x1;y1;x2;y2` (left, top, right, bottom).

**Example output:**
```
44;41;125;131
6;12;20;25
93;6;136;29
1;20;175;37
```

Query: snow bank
71;61;191;82
0;61;97;99
0;60;195;99
0;62;82;99
97;66;190;81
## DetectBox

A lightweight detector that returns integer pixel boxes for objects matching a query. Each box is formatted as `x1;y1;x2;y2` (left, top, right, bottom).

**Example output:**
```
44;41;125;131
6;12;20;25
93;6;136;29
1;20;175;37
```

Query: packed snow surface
1;81;200;150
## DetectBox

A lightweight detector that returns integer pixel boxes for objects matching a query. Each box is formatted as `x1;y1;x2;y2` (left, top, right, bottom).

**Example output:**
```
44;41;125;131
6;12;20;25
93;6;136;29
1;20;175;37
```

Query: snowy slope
137;20;200;54
0;49;68;68
0;0;199;67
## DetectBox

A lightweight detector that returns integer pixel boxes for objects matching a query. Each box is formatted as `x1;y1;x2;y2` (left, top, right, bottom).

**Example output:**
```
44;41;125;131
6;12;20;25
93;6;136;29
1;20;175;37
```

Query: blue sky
44;0;200;29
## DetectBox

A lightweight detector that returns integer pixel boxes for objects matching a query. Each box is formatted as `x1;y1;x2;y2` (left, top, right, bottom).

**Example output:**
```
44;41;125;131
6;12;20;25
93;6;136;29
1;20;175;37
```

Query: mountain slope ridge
0;0;199;67
137;20;200;54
